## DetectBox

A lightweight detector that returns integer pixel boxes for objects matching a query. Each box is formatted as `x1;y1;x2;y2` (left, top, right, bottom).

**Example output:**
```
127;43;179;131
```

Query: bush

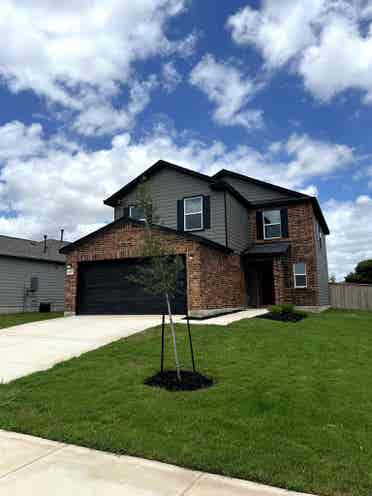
268;304;296;315
268;305;282;315
281;303;295;314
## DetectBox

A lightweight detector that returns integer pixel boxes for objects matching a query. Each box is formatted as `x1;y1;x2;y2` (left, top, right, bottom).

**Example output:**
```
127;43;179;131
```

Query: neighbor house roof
60;216;233;255
0;235;68;263
103;160;330;234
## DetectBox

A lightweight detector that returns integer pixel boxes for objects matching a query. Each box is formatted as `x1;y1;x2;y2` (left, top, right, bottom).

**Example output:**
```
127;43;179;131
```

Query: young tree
345;259;372;284
128;179;183;381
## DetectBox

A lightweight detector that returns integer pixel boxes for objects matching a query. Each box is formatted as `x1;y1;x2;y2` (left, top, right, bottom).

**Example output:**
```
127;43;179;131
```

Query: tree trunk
166;292;181;382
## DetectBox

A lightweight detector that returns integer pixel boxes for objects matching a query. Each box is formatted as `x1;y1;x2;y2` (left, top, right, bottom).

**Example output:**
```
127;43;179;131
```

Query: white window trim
129;205;145;221
263;210;282;240
294;263;307;289
184;196;203;231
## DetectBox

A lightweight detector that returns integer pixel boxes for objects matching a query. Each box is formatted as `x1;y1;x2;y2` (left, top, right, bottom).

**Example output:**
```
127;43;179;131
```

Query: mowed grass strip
0;312;63;330
0;310;371;496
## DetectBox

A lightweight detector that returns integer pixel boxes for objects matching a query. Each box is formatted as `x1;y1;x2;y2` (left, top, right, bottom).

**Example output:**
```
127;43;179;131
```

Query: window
184;196;203;231
263;210;281;239
129;205;145;221
294;263;307;288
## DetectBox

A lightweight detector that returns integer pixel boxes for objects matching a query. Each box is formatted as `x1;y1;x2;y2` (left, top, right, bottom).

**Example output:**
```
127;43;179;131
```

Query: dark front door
77;257;187;315
245;260;275;307
258;261;275;306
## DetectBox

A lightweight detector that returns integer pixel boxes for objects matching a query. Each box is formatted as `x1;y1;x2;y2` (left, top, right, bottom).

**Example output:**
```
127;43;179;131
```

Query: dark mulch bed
144;370;214;391
257;311;307;323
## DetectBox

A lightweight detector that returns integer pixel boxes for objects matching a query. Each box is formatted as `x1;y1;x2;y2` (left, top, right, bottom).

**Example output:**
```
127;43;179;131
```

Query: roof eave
60;216;233;255
103;160;213;207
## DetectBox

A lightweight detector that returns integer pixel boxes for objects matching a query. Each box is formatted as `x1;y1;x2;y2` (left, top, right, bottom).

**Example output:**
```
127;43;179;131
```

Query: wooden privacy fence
329;283;372;310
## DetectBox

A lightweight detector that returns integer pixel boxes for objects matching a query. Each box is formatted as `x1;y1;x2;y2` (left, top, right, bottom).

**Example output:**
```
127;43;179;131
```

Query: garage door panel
77;257;186;315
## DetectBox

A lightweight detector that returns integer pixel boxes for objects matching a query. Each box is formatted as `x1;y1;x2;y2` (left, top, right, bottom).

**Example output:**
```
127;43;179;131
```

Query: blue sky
0;0;372;279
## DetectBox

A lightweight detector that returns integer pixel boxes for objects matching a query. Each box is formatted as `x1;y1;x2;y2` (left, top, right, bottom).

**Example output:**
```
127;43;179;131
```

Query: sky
1;0;372;280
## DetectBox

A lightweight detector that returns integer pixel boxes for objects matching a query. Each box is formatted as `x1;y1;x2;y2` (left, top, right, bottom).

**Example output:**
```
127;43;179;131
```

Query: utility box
39;302;51;313
30;276;39;292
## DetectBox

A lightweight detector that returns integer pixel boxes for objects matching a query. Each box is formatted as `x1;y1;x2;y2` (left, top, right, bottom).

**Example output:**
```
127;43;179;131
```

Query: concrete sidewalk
0;430;314;496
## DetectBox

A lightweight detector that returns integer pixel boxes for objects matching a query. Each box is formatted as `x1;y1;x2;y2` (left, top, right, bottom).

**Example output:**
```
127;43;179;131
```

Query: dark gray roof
103;160;330;234
0;235;68;263
244;242;290;257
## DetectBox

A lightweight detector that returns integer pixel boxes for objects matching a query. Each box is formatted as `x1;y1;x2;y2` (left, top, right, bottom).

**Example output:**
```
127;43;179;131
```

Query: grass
0;309;372;496
0;312;63;330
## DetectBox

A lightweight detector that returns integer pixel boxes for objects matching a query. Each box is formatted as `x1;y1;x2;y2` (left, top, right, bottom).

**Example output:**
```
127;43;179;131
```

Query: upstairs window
294;263;307;288
129;205;145;221
184;196;203;231
263;210;281;239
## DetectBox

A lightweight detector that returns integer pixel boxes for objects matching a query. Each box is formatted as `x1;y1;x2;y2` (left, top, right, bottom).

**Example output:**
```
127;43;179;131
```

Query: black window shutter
123;206;130;218
281;208;289;238
177;200;184;231
256;211;264;240
203;196;211;229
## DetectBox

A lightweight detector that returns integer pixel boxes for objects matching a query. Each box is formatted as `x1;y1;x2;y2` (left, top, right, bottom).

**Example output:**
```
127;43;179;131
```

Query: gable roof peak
104;159;213;207
212;168;311;199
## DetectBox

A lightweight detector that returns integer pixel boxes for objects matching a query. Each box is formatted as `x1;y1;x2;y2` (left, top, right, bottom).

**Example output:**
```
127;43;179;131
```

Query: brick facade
250;201;320;306
64;221;246;314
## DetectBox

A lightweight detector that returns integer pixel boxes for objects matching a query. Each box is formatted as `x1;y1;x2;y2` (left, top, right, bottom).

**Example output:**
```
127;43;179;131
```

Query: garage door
77;257;187;315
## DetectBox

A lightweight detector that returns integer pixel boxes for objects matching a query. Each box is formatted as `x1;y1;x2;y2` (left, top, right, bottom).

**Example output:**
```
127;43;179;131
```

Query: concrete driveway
0;315;164;383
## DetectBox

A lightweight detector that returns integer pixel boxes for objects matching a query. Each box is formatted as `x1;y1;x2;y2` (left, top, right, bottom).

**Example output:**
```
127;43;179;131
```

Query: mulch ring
257;312;307;323
144;370;214;392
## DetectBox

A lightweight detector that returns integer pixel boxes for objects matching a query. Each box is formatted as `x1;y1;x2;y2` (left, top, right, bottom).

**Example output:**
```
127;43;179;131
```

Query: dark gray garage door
77;257;187;315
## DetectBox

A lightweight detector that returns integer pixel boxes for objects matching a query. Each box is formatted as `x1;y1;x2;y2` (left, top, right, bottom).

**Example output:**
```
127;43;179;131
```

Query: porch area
243;243;290;308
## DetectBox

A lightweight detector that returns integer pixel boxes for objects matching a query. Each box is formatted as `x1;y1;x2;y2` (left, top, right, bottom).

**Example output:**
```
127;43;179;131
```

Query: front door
258;261;275;306
245;260;275;307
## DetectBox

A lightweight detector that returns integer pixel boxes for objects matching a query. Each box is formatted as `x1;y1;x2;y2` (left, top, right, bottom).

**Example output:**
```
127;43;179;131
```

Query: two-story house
61;160;330;316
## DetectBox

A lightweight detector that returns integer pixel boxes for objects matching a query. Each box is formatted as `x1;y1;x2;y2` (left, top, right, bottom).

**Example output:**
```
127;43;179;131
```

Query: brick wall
250;201;320;306
64;220;246;314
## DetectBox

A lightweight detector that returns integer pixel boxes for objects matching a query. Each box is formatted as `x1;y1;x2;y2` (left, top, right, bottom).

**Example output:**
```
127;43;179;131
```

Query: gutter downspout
224;190;229;249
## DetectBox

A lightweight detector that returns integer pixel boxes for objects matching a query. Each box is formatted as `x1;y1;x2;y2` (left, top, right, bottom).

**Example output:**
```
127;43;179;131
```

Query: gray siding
0;256;65;314
114;167;227;246
226;192;250;253
314;221;330;305
220;176;293;203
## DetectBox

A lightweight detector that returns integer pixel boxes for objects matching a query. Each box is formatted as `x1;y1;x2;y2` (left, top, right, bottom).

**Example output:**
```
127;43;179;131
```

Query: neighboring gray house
61;160;330;316
0;235;68;314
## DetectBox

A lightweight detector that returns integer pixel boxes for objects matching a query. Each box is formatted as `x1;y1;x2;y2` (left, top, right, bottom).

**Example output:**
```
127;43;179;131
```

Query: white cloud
162;62;182;92
0;0;190;134
325;195;372;280
73;76;158;136
227;0;372;103
189;54;263;130
0;121;44;160
283;134;354;181
300;184;318;197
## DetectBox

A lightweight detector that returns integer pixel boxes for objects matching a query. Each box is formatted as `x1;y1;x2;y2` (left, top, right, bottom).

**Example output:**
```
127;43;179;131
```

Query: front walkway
0;430;314;496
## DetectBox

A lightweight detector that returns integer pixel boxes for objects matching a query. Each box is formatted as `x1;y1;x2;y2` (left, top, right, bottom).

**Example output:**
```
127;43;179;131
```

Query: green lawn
0;310;371;496
0;312;63;330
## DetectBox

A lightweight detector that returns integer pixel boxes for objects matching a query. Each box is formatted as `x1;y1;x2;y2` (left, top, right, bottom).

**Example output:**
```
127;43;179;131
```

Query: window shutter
256;211;264;240
281;208;289;238
123;207;130;218
203;196;211;229
177;200;184;231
